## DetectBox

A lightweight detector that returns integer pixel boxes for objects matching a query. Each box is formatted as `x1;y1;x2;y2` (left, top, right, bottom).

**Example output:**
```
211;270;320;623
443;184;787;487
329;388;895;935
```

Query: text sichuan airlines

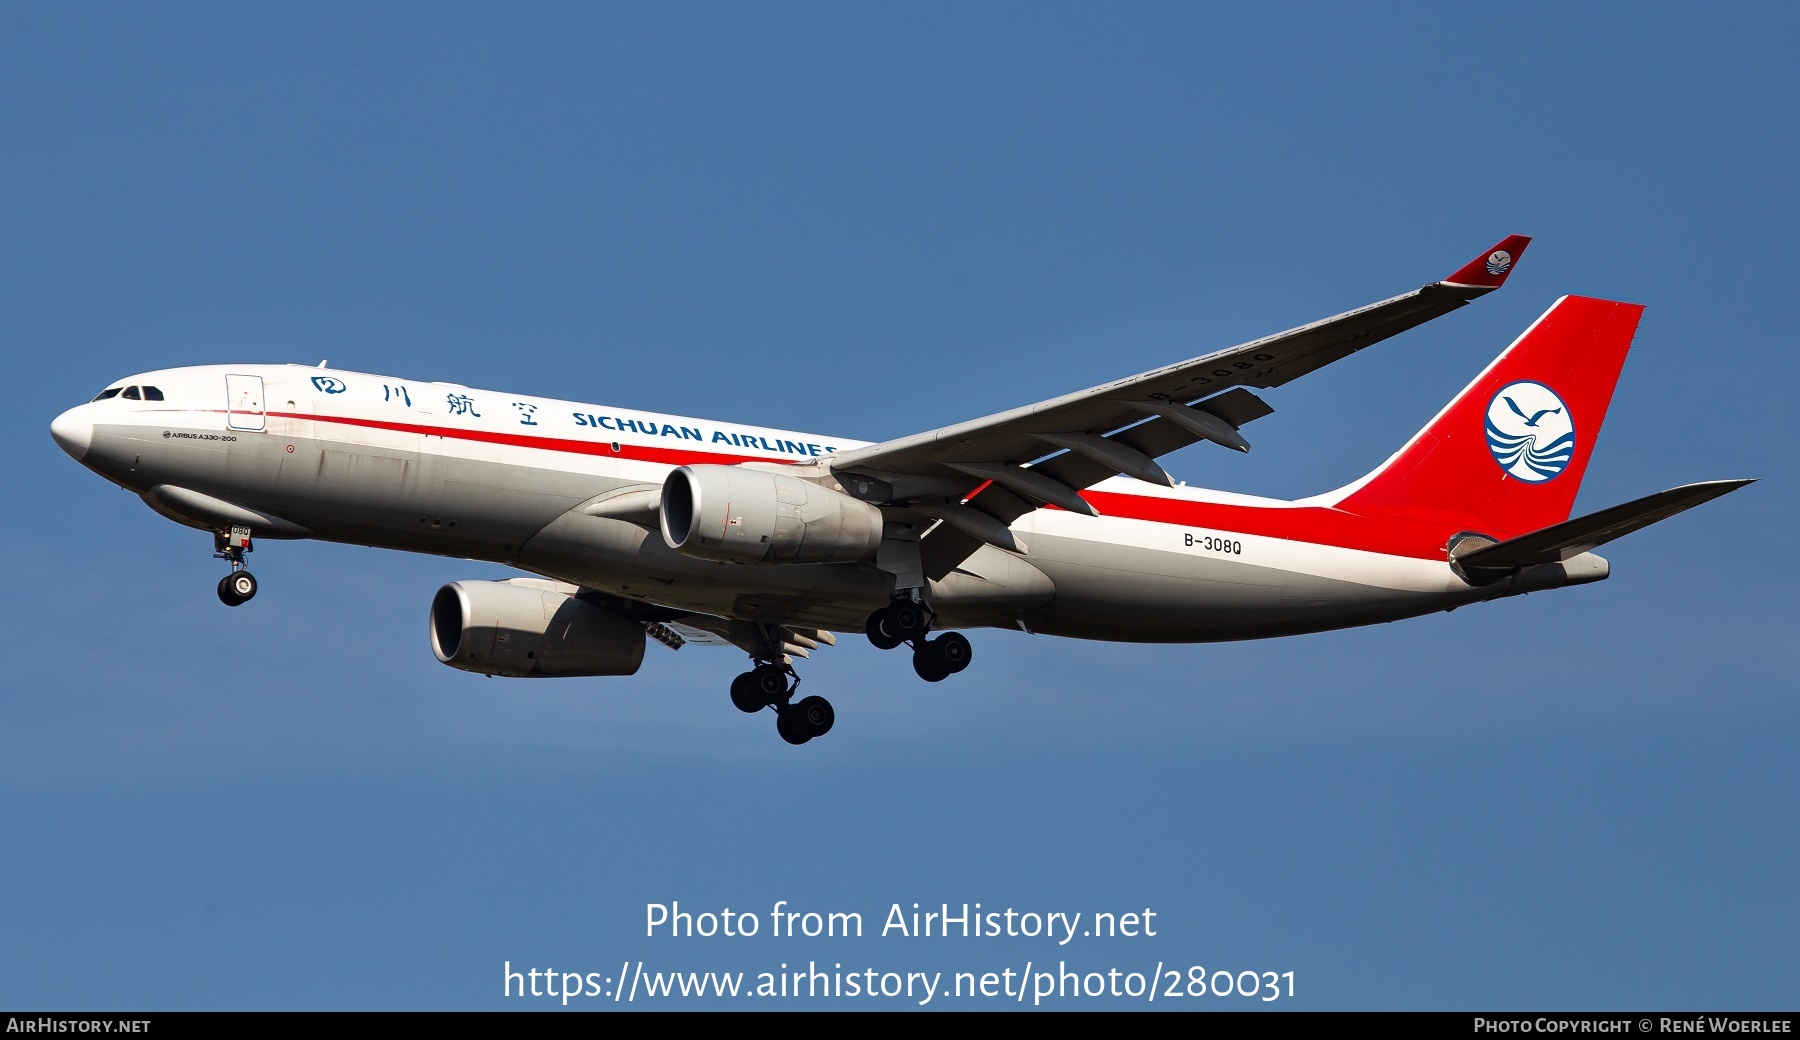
570;410;842;458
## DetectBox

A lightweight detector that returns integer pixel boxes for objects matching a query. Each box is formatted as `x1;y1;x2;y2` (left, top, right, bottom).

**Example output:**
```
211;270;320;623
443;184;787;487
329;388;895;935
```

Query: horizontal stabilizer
1454;479;1754;571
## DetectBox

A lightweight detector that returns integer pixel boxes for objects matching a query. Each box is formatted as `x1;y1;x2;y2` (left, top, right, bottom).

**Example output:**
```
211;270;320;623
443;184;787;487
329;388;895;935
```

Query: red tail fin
1331;295;1644;539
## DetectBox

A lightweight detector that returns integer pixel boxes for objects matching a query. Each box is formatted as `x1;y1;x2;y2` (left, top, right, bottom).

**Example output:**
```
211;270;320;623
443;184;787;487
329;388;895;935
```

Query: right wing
824;235;1532;576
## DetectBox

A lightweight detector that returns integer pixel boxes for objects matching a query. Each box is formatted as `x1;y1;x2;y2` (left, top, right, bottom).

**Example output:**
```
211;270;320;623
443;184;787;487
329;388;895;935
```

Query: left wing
824;235;1531;577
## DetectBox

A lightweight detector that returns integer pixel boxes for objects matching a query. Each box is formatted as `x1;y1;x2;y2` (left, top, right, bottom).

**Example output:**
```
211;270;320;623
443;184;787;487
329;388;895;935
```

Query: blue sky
2;3;1794;1010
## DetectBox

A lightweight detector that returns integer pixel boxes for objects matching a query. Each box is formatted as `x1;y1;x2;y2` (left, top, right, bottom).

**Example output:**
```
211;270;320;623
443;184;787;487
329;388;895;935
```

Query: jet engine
430;579;645;678
660;464;883;565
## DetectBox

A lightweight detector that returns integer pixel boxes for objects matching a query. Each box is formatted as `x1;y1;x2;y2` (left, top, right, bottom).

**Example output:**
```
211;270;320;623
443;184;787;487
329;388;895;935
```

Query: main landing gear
730;661;835;746
865;599;973;683
214;525;259;607
724;602;969;745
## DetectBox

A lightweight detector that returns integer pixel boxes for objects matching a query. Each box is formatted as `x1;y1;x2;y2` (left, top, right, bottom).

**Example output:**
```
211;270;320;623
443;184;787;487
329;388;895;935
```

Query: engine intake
429;579;645;678
660;464;883;564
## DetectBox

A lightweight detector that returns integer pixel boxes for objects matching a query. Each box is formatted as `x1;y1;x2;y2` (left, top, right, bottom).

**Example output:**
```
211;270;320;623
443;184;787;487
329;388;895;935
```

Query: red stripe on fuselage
265;410;1461;560
266;410;774;467
1080;490;1457;561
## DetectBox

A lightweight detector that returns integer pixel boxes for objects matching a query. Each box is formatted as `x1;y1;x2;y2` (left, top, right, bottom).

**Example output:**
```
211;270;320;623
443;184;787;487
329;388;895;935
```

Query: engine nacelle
660;464;883;565
429;579;645;678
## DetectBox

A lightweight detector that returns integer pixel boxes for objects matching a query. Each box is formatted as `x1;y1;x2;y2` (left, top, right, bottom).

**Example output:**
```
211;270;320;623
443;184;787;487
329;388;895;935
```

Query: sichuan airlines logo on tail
1485;381;1574;482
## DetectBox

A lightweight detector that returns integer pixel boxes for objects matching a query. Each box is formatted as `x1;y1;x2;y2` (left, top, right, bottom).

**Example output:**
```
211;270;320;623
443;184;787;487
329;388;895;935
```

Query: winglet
1442;234;1532;290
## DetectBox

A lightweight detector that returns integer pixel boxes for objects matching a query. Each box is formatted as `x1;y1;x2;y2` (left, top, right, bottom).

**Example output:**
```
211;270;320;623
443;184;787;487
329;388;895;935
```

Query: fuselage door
226;374;267;431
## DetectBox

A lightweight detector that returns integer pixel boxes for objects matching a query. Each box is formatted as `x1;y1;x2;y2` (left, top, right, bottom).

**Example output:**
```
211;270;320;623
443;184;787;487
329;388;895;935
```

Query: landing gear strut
865;598;973;682
730;627;835;745
214;525;258;607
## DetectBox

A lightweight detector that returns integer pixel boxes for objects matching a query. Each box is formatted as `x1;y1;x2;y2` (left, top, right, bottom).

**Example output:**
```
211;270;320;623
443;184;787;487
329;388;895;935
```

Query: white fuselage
51;363;1571;642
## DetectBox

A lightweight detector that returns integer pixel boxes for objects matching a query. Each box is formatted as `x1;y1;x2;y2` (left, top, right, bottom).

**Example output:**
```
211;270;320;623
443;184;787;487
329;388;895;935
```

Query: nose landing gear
214;525;259;607
865;598;973;682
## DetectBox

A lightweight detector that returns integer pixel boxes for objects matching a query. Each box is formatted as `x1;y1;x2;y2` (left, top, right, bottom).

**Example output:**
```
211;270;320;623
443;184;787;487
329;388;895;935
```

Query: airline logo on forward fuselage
1485;381;1573;482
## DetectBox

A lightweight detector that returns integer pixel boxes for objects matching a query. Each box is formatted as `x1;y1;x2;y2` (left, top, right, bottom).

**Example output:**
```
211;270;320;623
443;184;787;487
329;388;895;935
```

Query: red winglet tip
1443;234;1532;289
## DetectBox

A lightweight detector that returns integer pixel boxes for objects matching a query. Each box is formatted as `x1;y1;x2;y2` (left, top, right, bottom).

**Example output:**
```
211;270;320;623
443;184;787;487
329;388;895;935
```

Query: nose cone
50;406;93;462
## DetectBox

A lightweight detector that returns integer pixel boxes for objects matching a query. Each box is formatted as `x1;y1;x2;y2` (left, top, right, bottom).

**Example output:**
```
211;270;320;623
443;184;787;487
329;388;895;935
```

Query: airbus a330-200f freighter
49;237;1751;744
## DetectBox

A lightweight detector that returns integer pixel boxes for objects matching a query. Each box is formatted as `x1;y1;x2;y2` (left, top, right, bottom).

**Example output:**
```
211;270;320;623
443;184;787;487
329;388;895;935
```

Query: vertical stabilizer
1331;295;1644;538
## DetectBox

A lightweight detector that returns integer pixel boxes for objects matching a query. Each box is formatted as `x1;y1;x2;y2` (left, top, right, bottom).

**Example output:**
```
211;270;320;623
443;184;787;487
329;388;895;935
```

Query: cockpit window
92;387;122;401
142;386;164;401
121;386;142;400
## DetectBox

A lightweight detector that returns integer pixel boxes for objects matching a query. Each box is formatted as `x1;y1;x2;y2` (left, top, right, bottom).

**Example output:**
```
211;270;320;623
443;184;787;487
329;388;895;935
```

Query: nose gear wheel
217;571;258;606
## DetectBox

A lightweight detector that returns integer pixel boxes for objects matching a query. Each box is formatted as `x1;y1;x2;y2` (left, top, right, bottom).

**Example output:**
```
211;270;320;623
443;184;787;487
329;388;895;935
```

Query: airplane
48;236;1752;745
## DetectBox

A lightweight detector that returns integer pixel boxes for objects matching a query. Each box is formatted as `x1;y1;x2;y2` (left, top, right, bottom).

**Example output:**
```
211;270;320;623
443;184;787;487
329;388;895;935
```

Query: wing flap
660;620;737;647
990;389;1275;500
1190;386;1276;429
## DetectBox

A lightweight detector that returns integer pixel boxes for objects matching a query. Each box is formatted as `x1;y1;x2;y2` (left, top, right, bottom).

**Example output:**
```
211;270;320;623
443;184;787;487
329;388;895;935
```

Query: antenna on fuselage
317;360;328;368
